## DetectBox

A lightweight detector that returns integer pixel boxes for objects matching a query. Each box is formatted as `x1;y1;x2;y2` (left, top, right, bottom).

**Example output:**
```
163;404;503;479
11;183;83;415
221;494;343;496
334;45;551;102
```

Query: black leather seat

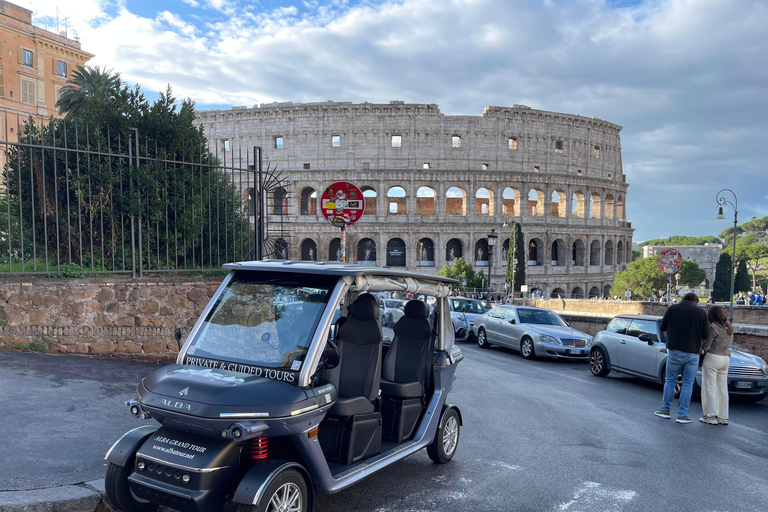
327;296;382;416
380;300;433;399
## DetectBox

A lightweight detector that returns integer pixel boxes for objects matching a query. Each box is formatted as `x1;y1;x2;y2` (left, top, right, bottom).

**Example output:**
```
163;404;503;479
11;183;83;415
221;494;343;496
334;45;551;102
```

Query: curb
0;480;107;512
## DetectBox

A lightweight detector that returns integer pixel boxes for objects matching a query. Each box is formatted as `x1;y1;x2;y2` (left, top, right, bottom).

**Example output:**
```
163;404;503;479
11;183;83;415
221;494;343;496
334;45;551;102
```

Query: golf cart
104;261;463;512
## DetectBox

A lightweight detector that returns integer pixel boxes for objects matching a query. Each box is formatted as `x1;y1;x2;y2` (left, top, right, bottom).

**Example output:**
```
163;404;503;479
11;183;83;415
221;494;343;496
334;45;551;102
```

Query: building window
555;141;563;154
332;135;341;148
0;74;5;98
423;163;430;169
389;202;398;214
534;166;540;173
594;146;600;158
577;170;582;176
608;173;612;180
451;135;461;148
22;49;33;67
391;135;402;148
275;136;283;149
509;137;517;150
362;162;370;170
482;163;489;170
303;163;311;169
223;139;230;151
21;79;35;105
57;60;67;76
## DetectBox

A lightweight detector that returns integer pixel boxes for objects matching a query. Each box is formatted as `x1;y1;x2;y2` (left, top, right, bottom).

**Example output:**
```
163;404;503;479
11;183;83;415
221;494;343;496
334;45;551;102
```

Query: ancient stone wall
0;278;224;359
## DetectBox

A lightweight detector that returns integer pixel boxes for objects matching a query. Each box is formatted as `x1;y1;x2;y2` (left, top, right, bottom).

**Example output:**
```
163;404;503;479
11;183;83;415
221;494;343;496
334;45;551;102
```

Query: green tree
726;245;768;289
505;231;514;293
677;259;707;288
734;258;750;293
610;256;668;299
435;257;485;290
712;252;732;302
639;235;721;247
631;249;642;261
512;222;525;293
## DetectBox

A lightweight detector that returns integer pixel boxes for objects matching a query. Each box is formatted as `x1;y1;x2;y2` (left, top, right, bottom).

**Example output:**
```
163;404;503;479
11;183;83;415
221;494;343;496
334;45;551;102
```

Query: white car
379;299;407;327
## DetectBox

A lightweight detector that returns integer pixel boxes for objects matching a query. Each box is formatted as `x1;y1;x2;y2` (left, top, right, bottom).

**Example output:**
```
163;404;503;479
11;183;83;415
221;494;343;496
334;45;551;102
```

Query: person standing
699;306;733;425
654;292;710;423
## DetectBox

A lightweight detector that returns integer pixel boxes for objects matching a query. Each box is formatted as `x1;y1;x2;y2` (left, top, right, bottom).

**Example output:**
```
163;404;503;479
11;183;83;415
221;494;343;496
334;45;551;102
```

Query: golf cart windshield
450;299;486;314
517;308;568;327
186;272;337;369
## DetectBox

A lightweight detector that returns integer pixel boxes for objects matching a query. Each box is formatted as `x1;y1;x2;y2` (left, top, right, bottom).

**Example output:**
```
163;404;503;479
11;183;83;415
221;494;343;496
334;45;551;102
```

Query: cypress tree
734;258;750;294
505;229;514;293
711;252;731;301
512;222;526;293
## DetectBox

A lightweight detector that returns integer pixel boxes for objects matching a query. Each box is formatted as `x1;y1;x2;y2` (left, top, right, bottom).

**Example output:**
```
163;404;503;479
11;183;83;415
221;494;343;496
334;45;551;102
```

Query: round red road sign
320;182;365;227
657;248;683;273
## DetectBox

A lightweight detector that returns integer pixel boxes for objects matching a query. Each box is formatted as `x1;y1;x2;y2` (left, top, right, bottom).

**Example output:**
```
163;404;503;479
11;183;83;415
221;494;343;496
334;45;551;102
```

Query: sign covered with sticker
320;181;365;227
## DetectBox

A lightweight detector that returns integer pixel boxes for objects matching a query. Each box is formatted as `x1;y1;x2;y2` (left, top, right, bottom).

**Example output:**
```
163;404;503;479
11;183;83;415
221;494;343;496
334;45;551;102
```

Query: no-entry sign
657;248;683;273
320;182;365;228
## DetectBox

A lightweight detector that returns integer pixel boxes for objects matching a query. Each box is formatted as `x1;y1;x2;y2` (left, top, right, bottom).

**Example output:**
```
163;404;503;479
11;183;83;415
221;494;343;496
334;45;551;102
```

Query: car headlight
762;359;768;374
540;334;561;344
586;337;594;346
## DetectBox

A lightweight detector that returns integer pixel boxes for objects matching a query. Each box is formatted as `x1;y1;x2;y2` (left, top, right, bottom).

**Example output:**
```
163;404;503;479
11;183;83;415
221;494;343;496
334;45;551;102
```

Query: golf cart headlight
540;334;560;344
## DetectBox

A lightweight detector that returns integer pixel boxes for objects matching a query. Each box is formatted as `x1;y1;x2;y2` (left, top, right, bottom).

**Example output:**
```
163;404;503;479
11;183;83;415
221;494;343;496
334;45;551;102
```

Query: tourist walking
699;306;733;425
654;293;710;423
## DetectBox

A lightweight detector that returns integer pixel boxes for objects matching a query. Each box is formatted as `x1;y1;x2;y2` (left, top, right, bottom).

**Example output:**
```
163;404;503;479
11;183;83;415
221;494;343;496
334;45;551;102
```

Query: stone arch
528;238;544;266
603;284;611;298
273;238;289;260
589;286;600;299
357;237;376;265
571;286;585;299
329;237;342;261
571;190;585;218
590;240;601;266
300;238;317;261
528;188;545;216
387;186;407;215
417;237;435;267
617;195;625;221
502;237;510;263
590;192;602;219
572;239;586;266
300;187;317;216
617;240;625;264
416;186;436;216
273;187;288;215
551;189;566;217
446;238;463;261
475;187;494;215
362;186;377;216
446;187;467;215
246;187;257;218
386;237;406;267
502;187;520;216
475;238;489;266
551;287;565;298
551;238;566;266
604;240;614;265
605;194;615;220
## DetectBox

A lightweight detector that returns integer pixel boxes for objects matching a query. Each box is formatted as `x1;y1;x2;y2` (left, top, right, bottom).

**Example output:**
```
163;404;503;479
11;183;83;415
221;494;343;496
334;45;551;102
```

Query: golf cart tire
104;462;157;512
236;468;309;512
427;408;461;464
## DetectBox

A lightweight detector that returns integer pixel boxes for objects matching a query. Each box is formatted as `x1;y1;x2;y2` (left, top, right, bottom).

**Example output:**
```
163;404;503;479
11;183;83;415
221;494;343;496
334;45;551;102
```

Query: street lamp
716;189;738;323
487;229;498;302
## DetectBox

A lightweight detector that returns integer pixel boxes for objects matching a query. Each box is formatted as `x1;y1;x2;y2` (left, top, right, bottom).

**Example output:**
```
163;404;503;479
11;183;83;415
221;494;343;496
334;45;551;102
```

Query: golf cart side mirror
174;326;182;350
638;333;652;344
322;345;340;369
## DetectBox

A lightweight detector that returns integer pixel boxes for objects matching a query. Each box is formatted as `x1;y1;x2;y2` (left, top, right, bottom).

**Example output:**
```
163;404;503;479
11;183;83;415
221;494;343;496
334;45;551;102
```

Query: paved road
1;343;766;511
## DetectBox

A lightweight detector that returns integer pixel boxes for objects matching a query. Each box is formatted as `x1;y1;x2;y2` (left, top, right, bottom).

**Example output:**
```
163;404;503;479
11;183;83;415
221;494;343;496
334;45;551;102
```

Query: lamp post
487;229;498;303
716;189;738;323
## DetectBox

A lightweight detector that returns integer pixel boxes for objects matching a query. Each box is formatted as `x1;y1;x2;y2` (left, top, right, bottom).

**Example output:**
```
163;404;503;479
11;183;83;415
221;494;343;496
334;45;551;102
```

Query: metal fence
0;116;287;276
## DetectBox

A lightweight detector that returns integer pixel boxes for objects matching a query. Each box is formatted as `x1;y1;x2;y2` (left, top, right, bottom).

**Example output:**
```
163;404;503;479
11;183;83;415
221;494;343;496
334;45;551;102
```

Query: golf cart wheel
477;328;491;349
104;462;157;512
590;348;610;377
237;469;308;512
520;336;536;360
428;408;460;464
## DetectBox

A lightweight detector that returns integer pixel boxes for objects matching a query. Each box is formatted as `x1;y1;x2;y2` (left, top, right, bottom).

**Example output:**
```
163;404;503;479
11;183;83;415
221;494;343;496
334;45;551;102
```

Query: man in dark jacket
654;293;710;423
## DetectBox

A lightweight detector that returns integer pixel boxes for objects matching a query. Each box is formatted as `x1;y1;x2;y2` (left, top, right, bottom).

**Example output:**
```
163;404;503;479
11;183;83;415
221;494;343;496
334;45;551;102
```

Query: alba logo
179;387;189;397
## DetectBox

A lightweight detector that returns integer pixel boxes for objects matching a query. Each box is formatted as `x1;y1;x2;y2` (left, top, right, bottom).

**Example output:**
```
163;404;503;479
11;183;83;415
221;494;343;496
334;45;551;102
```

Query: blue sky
25;0;768;242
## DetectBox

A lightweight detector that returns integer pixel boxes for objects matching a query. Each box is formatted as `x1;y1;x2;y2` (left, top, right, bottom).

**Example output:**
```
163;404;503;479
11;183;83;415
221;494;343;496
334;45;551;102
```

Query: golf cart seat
379;300;433;443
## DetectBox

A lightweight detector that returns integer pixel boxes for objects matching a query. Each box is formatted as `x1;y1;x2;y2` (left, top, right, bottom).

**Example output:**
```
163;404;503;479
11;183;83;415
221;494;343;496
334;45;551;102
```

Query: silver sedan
472;305;594;360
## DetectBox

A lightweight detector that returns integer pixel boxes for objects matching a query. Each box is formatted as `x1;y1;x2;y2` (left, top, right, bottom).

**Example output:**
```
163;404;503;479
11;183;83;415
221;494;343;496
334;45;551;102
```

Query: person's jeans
661;350;700;417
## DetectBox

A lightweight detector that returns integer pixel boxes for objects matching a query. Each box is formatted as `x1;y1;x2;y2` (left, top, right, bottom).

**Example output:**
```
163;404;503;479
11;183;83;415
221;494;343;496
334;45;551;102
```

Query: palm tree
56;65;123;118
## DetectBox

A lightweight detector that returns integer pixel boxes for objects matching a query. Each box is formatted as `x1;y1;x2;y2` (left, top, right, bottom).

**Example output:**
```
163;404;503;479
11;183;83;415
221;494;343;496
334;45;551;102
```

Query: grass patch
4;340;49;353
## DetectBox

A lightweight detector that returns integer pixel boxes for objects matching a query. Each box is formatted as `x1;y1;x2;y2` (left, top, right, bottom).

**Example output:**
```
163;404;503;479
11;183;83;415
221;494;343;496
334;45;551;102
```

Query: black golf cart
104;261;463;512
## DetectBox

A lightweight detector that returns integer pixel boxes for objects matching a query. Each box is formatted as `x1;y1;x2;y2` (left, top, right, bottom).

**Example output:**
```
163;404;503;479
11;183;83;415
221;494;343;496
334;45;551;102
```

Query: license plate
567;349;582;355
735;381;754;389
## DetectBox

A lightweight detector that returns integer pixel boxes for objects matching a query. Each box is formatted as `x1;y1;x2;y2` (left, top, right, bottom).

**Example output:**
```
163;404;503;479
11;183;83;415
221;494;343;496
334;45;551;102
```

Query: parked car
379;299;407;327
449;298;487;341
590;314;768;402
472;305;593;359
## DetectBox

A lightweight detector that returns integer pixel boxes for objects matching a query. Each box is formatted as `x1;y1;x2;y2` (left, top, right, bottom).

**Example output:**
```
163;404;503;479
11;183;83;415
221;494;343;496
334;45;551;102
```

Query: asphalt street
1;338;766;511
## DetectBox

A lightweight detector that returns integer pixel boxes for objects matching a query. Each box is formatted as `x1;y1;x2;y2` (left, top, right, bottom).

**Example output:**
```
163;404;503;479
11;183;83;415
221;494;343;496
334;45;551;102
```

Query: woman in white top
699;306;733;425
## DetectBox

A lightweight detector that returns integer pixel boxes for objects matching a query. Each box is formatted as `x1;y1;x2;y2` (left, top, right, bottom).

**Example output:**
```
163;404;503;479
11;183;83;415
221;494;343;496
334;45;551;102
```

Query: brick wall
0;277;225;359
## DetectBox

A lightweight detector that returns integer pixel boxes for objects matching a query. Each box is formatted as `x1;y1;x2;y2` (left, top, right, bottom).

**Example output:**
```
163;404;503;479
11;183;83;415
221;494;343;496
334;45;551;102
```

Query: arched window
502;187;519;216
603;285;611;298
617;195;625;221
617;240;624;264
417;238;435;266
247;187;257;218
475;187;493;215
272;187;288;215
571;191;585;218
551;190;566;217
605;194;615;220
528;238;544;266
301;239;317;261
528;189;544;216
387;187;407;215
551;288;565;299
362;187;377;216
300;187;317;216
386;238;406;267
551;239;566;266
571;287;584;299
589;286;600;299
475;239;489;266
446;187;466;215
329;238;342;262
572;239;586;266
502;238;510;263
590;192;602;219
590;240;601;266
357;238;376;266
416;187;436;216
605;240;614;265
273;238;289;260
446;238;463;262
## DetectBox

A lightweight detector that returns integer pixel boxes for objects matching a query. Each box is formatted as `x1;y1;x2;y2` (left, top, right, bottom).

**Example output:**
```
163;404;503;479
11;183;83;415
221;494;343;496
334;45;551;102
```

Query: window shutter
52;58;56;73
32;51;36;68
16;46;21;64
0;75;5;98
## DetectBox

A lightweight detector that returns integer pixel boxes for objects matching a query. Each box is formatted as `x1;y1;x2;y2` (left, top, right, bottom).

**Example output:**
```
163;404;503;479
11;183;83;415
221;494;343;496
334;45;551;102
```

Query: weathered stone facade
196;101;634;297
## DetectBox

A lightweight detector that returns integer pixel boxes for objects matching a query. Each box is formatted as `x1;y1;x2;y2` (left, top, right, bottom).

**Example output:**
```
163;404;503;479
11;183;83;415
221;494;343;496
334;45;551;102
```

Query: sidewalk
0;351;162;512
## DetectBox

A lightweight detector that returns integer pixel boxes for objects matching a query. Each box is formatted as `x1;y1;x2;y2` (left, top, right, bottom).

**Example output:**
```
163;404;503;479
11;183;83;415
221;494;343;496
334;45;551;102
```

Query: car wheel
427;408;460;464
590;347;610;377
520;336;536;360
387;314;393;328
477;328;491;349
104;462;157;512
236;468;308;512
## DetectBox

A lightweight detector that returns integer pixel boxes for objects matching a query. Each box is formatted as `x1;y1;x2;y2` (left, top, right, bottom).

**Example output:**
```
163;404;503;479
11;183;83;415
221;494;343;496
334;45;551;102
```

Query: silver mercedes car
590;314;768;402
471;305;594;360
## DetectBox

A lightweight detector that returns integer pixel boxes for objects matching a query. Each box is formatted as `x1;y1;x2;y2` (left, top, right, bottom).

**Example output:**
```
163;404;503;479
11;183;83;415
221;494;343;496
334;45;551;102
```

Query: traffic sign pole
340;225;346;263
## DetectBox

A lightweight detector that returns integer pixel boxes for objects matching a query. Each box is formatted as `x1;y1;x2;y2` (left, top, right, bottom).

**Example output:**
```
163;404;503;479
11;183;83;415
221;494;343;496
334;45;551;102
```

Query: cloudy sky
26;0;767;242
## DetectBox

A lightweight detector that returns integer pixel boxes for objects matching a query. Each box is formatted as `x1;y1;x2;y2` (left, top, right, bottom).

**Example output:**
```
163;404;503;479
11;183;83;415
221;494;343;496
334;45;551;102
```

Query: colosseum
195;101;634;299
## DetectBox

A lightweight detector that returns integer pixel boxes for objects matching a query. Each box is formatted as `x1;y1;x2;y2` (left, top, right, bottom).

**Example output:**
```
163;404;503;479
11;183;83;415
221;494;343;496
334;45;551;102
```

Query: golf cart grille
728;367;765;377
561;338;587;347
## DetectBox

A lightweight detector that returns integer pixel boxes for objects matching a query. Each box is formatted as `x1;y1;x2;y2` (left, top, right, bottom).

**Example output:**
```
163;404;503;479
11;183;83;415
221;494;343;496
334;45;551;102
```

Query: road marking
558;481;636;511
